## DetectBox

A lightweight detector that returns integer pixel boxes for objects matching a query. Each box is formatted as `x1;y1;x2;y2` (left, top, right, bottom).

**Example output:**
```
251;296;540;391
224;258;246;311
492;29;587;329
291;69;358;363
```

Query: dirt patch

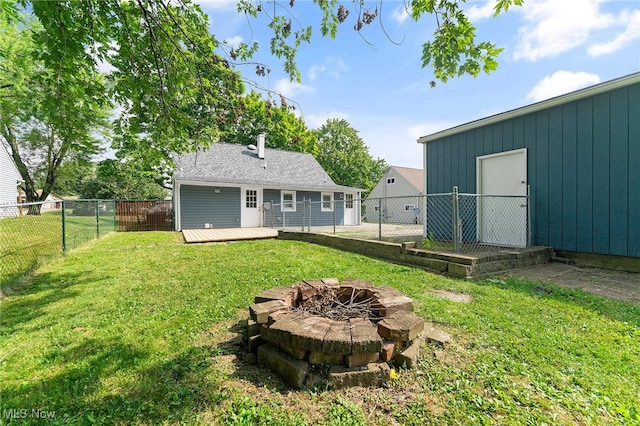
430;290;473;304
499;262;640;306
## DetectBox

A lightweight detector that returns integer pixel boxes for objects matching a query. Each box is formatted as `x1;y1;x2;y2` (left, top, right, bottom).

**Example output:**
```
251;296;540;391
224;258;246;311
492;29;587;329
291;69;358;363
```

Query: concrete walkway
500;262;640;306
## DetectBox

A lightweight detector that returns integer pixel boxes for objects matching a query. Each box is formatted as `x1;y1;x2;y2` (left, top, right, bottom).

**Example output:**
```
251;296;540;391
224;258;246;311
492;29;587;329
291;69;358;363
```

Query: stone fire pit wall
247;278;425;389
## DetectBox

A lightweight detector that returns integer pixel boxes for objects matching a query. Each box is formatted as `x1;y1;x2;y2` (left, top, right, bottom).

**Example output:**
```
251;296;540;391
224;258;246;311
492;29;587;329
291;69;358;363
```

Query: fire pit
247;278;426;388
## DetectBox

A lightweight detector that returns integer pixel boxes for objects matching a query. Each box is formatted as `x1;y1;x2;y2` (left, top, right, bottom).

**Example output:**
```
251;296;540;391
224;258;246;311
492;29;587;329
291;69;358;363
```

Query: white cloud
223;35;243;49
326;56;350;79
408;121;457;141
392;5;411;24
192;0;237;11
588;9;640;56
307;56;350;81
513;0;616;61
526;71;601;102
304;111;350;129
351;118;457;169
466;0;498;22
359;125;422;168
274;78;313;98
308;64;326;81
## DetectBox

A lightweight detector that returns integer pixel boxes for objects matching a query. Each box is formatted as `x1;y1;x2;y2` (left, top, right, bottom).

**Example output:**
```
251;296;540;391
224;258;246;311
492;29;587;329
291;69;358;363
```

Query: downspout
422;142;428;237
174;181;180;231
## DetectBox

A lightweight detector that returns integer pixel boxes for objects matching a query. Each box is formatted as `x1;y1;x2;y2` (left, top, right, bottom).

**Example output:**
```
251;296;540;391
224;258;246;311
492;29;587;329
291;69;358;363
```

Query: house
362;166;423;224
418;72;640;265
0;144;22;216
17;189;63;211
172;137;362;230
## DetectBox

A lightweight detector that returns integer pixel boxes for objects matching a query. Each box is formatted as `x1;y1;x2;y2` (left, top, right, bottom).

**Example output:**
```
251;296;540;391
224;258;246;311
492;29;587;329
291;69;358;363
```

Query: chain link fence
1;200;116;288
265;187;530;254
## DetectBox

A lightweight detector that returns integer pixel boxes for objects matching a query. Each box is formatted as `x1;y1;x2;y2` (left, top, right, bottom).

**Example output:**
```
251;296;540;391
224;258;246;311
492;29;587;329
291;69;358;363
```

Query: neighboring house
39;191;63;212
0;144;22;216
362;166;424;224
418;72;640;262
172;138;362;230
17;189;63;211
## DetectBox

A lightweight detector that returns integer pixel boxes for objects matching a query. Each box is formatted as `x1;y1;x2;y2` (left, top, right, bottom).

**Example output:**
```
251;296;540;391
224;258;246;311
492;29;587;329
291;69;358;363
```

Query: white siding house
0;144;22;216
363;166;424;224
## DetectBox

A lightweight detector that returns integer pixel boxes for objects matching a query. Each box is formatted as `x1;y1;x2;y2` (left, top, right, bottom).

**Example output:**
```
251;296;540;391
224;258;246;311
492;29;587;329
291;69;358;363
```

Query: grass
1;232;639;425
0;210;114;289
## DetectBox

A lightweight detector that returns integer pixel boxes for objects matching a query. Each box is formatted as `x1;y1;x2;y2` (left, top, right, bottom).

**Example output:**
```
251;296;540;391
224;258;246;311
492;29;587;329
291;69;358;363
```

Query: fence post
332;200;336;234
422;194;428;238
62;200;67;254
452;186;460;253
96;200;100;238
527;185;531;247
270;202;274;228
378;198;382;240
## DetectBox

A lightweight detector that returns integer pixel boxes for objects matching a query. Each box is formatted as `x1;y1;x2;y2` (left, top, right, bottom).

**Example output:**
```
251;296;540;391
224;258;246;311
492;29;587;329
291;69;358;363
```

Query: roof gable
173;143;360;191
391;166;423;192
1;143;22;181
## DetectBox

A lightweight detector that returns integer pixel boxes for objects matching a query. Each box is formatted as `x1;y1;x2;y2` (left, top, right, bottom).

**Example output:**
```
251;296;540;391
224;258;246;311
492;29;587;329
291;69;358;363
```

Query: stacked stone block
247;278;430;388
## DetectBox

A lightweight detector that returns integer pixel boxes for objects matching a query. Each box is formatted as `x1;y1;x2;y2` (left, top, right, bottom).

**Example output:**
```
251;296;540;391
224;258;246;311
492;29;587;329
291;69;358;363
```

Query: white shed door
344;193;356;225
477;149;527;247
241;187;262;227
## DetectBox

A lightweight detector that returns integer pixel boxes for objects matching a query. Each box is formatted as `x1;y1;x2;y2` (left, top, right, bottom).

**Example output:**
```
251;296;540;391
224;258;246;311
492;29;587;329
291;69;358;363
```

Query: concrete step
551;256;574;265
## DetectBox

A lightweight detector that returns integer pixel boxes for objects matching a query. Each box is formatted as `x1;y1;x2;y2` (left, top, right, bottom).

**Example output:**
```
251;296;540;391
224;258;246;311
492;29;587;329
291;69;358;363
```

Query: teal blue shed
418;72;640;262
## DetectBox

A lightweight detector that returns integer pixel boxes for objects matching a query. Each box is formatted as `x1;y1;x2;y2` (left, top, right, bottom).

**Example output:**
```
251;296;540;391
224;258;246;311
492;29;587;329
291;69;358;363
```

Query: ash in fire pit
247;278;427;389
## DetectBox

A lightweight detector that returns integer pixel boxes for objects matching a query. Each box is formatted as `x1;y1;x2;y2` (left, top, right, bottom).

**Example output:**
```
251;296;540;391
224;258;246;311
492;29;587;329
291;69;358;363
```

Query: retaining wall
278;231;553;278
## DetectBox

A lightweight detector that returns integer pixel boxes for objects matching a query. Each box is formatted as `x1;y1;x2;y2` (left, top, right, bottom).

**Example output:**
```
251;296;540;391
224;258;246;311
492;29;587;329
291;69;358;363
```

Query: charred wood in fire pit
292;285;382;321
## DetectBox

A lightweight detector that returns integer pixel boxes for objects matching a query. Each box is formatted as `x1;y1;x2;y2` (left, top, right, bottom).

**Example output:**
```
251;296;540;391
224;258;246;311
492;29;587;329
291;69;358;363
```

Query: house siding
180;185;241;229
425;81;639;257
0;145;21;216
363;168;423;224
263;189;345;227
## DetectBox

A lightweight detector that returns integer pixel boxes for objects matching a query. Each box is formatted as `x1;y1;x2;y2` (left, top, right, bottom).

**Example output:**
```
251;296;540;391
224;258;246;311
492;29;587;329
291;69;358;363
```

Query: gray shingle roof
392;166;424;193
173;143;361;192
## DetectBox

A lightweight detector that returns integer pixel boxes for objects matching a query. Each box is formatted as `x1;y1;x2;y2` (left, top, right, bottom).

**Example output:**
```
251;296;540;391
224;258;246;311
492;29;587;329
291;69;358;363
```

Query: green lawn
0;209;115;288
1;232;638;425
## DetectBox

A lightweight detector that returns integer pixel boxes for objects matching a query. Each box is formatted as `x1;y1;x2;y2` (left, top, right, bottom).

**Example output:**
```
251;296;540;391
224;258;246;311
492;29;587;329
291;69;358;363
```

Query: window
246;190;257;208
373;205;380;212
281;191;296;212
404;204;416;211
321;192;333;212
345;193;354;209
386;177;395;184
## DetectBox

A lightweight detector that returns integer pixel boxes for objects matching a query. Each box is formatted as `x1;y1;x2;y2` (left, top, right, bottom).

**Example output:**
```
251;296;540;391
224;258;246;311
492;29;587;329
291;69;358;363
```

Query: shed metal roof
173;143;362;192
418;72;640;144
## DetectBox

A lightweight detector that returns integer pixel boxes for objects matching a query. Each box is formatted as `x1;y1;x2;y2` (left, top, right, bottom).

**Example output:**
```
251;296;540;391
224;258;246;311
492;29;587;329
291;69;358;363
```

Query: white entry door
477;149;527;247
241;187;261;227
344;193;356;225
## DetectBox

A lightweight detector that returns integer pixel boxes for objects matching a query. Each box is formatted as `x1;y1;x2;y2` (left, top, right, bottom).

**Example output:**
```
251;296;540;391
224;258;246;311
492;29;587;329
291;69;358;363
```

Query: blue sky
197;0;640;169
